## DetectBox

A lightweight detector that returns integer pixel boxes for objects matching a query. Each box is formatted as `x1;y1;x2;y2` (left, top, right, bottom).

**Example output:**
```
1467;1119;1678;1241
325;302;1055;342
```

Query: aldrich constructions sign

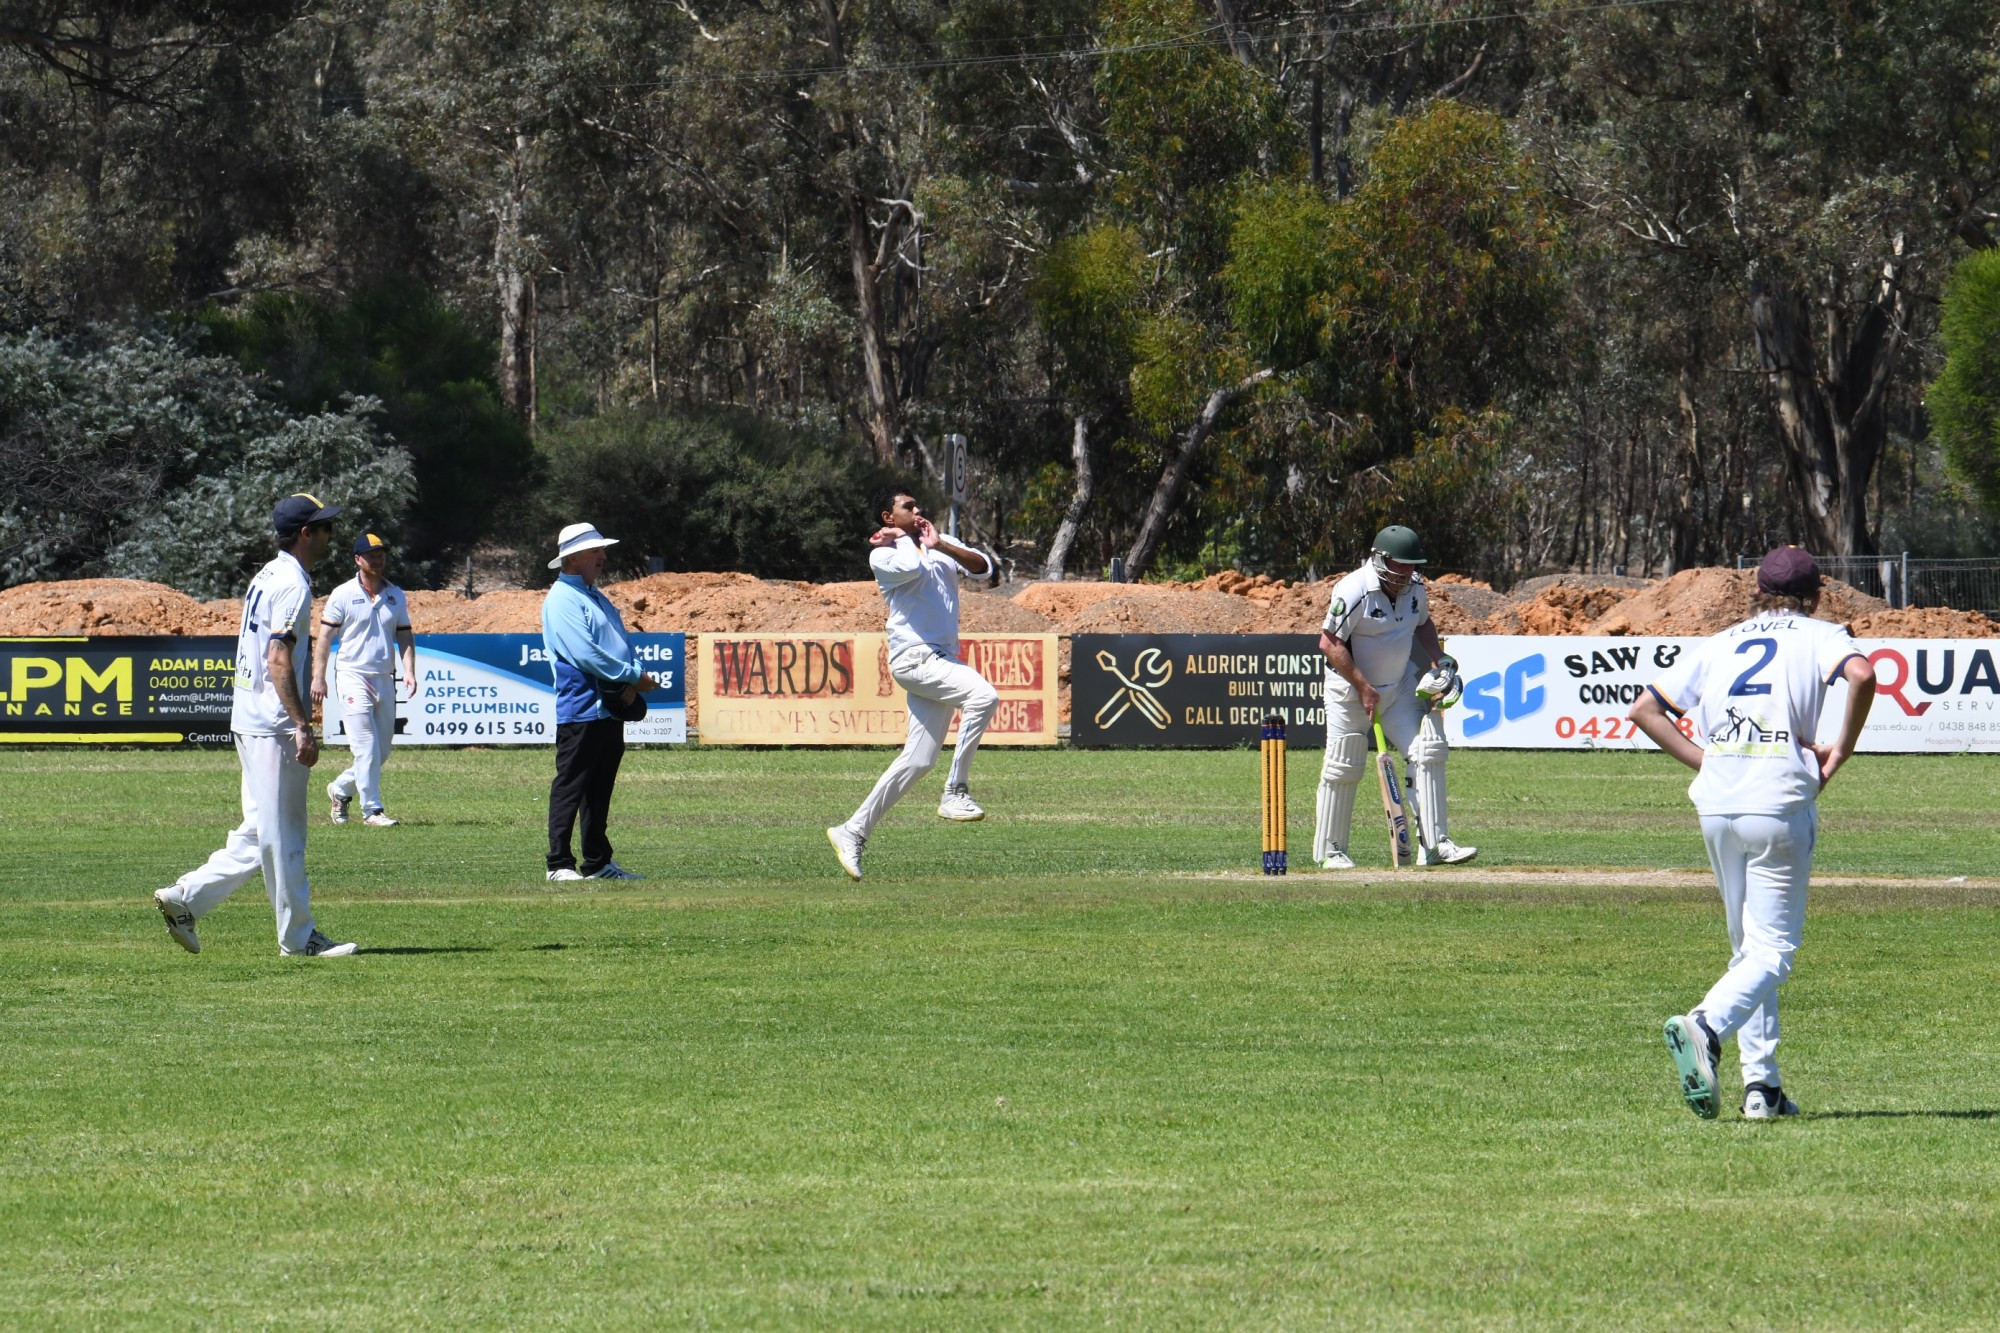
1070;634;1326;747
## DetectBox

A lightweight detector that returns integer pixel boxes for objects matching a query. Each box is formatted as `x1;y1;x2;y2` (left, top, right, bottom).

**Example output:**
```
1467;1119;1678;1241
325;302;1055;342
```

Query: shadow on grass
1810;1109;2000;1120
361;946;496;956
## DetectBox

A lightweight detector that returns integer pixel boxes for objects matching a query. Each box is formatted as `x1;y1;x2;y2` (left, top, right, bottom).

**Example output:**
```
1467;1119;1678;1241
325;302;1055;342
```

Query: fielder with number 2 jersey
1630;545;1876;1121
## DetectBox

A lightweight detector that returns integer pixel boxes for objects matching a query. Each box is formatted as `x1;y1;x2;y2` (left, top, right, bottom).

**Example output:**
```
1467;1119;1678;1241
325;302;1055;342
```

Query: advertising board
1446;636;2000;752
0;634;687;745
1070;635;1325;746
694;633;1058;745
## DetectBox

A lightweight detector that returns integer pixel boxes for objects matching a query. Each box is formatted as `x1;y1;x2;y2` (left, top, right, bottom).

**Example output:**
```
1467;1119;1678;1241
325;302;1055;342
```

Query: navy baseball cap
273;492;341;536
1757;546;1823;597
354;532;390;555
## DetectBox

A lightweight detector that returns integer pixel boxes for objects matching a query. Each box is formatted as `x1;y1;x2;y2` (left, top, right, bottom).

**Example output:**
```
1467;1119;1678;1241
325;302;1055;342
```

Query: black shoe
1742;1083;1800;1119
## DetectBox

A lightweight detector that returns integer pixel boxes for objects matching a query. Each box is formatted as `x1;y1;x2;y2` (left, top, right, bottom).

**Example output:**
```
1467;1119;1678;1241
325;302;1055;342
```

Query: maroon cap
1756;546;1822;597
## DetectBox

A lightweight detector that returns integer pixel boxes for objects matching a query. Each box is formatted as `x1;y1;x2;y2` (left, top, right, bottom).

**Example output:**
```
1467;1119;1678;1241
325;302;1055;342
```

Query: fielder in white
1313;524;1476;869
153;493;358;958
826;489;998;880
1631;545;1875;1120
313;531;416;827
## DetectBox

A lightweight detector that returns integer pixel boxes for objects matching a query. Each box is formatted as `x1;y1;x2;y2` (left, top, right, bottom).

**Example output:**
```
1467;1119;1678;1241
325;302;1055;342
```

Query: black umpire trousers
547;716;626;874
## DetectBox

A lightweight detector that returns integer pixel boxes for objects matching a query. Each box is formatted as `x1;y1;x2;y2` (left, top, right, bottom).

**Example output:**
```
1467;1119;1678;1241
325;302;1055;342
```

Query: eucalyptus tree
1530;0;2000;557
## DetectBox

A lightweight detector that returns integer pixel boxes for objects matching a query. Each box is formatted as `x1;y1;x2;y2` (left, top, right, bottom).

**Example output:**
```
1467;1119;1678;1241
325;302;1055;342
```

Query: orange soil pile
0;579;238;636
1848;606;2000;637
0;566;1989;641
1584;568;1886;636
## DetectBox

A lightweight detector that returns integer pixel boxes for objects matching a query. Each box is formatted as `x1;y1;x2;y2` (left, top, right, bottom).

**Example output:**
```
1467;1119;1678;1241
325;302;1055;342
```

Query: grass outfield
2;745;1998;1328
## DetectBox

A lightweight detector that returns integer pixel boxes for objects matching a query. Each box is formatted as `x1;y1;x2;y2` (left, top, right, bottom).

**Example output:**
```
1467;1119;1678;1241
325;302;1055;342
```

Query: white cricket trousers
1696;807;1816;1089
1314;667;1451;859
329;670;397;813
844;645;999;838
168;731;317;954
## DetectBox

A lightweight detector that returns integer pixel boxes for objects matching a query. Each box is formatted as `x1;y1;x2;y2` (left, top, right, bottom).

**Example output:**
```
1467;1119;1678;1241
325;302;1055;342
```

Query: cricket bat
1374;721;1413;867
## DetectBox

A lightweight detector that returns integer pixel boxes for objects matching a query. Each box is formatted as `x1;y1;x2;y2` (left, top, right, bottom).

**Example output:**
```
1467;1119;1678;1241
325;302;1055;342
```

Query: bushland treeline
4;0;1999;592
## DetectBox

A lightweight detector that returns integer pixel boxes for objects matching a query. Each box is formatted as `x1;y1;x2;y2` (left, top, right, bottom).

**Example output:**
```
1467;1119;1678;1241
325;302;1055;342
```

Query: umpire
540;522;660;882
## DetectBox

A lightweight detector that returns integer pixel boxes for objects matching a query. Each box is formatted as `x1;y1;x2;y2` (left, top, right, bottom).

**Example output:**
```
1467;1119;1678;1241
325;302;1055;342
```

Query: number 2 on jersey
1728;637;1777;696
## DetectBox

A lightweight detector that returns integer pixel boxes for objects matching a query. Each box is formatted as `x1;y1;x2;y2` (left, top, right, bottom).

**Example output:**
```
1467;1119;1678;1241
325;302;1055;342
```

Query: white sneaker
1421;837;1478;866
1742;1084;1800;1119
153;888;199;954
283;929;358;957
937;786;985;821
1320;850;1356;871
826;825;865;880
547;868;586;882
586;862;646;880
361;810;399;828
328;783;351;825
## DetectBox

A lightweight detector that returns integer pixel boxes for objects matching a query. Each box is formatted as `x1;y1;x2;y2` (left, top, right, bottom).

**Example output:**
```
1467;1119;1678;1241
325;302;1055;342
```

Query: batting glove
1416;663;1463;709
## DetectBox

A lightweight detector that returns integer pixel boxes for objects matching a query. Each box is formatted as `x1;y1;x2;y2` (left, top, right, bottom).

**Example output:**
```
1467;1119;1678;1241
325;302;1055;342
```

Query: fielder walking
826;489;998;880
541;522;661;882
1631;546;1875;1120
153;493;358;957
313;532;416;827
1312;524;1476;869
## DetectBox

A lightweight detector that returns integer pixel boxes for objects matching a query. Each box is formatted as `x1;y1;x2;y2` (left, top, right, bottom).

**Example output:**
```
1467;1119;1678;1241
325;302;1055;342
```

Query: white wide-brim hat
549;522;620;569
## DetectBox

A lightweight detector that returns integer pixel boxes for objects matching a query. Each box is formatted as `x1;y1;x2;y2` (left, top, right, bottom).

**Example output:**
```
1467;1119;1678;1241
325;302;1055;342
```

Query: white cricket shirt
231;552;315;735
870;536;964;657
1322;564;1430;687
1648;611;1865;816
322;576;410;676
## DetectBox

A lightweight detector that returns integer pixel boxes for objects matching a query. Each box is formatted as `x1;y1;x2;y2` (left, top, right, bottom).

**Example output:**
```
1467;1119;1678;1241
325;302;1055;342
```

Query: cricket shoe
587;862;646;880
1417;837;1478;866
1742;1084;1800;1120
1320;850;1356;871
546;868;586;882
361;810;399;828
327;782;352;824
826;825;865;881
283;929;358;958
937;786;985;821
153;888;199;954
1664;1011;1722;1119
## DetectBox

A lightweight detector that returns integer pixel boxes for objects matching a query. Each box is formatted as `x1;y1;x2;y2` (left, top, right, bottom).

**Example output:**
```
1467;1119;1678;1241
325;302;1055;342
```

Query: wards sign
0;653;134;718
709;638;856;699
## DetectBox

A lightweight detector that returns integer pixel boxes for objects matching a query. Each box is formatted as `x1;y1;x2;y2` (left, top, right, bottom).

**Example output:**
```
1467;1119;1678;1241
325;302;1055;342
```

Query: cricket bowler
825;489;998;880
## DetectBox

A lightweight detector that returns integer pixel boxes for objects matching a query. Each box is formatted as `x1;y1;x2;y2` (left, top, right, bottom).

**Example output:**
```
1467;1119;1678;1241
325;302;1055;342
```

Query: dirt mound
1480;582;1642;635
1586;568;1886;636
0;579;238;636
1848;606;2000;638
3;566;1990;644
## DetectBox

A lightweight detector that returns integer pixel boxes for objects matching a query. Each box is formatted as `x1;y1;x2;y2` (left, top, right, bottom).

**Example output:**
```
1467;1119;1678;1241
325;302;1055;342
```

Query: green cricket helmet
1370;524;1428;573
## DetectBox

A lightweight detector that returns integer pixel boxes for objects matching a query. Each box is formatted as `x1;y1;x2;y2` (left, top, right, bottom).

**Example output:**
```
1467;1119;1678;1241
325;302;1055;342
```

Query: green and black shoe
1664;1012;1721;1119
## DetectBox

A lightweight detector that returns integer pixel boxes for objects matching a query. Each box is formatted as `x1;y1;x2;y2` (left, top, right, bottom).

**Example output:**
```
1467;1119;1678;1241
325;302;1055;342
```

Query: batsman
1312;524;1477;869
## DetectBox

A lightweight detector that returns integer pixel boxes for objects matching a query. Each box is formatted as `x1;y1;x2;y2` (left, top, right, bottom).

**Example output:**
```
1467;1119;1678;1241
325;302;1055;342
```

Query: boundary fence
1737;553;2000;615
